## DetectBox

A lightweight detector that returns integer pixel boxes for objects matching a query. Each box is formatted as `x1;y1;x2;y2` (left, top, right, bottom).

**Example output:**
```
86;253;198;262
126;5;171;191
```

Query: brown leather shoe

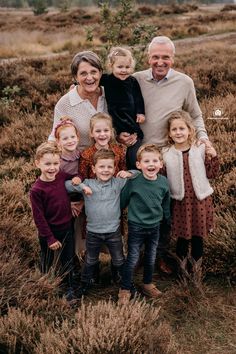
142;284;162;298
118;289;131;305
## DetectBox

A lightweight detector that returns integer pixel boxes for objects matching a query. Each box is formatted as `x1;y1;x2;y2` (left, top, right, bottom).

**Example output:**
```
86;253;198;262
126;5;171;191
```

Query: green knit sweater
120;173;171;228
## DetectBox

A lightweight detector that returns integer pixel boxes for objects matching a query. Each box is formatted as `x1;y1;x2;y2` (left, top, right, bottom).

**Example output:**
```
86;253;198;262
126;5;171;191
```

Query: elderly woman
49;51;107;149
49;51;107;260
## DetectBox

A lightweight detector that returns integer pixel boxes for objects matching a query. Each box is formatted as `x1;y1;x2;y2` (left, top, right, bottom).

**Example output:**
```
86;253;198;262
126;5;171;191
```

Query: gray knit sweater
65;177;127;233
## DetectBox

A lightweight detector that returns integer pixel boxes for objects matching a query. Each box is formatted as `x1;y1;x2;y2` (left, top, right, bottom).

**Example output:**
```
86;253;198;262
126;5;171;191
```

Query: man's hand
196;138;212;148
117;132;138;147
72;176;81;185
136;114;145;124
49;240;62;250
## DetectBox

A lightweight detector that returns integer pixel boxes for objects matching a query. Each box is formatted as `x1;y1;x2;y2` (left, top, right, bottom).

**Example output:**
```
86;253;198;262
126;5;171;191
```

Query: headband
54;119;77;138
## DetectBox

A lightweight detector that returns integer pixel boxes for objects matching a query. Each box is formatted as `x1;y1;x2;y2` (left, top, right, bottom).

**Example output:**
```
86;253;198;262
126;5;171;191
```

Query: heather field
0;2;236;353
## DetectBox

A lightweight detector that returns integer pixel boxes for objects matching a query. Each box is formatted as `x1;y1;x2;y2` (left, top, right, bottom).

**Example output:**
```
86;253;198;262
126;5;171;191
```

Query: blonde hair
107;46;135;72
54;116;79;140
136;144;162;162
89;113;115;144
93;148;115;166
167;110;196;146
35;141;60;161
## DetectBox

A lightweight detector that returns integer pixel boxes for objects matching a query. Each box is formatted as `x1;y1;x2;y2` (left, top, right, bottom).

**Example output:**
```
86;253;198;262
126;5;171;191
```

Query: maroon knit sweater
30;171;72;246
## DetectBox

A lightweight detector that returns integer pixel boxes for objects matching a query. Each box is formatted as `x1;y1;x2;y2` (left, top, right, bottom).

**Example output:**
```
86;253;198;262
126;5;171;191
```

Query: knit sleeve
120;180;131;209
133;78;145;114
30;189;57;246
161;182;171;223
100;73;108;89
183;77;208;140
65;180;84;194
205;155;220;179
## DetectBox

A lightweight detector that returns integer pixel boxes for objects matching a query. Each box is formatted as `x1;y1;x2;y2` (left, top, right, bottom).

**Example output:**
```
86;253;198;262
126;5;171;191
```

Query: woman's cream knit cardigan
162;144;213;201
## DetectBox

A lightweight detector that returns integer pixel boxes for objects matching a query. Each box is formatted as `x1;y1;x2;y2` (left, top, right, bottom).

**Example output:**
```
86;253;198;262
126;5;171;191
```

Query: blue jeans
81;228;124;283
121;221;160;290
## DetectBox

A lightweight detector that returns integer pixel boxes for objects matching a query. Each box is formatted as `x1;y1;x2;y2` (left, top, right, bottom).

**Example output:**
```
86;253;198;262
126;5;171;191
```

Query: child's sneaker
142;284;162;298
118;289;131;305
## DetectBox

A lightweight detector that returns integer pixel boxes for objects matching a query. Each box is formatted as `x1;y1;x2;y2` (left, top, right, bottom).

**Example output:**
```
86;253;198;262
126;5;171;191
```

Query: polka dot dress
172;151;219;240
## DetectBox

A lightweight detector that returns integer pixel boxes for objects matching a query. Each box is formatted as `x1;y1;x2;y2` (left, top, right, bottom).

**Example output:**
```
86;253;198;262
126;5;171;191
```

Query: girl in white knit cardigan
162;111;219;279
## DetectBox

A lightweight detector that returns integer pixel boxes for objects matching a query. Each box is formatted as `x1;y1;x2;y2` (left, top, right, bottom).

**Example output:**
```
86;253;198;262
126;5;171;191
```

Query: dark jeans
39;226;75;288
176;236;203;261
81;228;124;283
156;218;171;260
126;138;143;170
121;221;160;290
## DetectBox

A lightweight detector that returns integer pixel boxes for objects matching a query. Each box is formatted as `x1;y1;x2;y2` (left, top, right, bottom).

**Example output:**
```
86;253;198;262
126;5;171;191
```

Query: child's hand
136;114;145;124
71;200;84;217
49;240;62;250
82;186;92;195
206;145;217;159
72;176;81;185
117;170;132;178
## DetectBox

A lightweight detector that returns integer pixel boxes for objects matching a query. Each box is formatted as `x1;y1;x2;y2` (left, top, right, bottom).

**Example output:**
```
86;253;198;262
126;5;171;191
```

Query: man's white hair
148;36;175;55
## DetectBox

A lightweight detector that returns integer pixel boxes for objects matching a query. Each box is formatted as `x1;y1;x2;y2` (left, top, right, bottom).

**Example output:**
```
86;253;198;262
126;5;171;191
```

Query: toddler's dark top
100;73;145;139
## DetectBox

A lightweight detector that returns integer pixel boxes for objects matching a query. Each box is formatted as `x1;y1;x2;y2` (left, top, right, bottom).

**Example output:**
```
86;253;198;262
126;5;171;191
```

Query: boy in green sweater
118;144;171;304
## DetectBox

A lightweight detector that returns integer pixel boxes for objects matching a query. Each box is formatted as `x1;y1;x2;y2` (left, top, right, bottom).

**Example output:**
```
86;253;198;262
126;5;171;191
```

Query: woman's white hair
148;36;175;55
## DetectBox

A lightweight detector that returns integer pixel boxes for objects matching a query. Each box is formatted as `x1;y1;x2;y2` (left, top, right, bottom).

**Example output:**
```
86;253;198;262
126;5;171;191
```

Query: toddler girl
100;47;145;169
162;110;219;279
80;112;126;179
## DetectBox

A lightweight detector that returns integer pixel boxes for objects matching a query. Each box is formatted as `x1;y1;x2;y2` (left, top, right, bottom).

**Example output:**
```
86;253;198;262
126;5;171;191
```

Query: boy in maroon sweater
30;142;76;301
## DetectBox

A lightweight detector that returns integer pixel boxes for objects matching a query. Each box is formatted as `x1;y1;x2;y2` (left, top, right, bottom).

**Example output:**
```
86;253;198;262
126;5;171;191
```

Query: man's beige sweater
134;69;208;147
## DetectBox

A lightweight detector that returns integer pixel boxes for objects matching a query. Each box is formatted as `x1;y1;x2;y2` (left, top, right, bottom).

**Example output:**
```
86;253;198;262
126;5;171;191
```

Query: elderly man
118;36;209;147
118;36;210;274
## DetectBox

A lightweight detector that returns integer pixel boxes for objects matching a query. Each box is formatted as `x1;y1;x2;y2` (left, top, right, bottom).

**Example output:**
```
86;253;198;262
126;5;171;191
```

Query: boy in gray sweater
65;149;134;297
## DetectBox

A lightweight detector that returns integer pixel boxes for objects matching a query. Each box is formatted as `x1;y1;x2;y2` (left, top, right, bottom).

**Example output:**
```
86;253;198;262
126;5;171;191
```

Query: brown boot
118;289;131;305
142;283;162;298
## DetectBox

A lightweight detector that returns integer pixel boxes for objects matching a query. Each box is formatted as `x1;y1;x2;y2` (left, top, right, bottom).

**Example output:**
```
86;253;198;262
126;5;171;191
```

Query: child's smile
92;158;115;182
58;126;79;153
36;153;60;182
136;151;163;180
169;118;190;149
91;121;112;149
